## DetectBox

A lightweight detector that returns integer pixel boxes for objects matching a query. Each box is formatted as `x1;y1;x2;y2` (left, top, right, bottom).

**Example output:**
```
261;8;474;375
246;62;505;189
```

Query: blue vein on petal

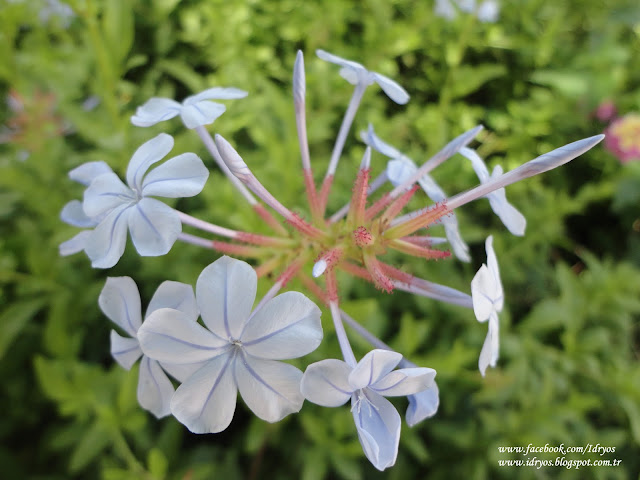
135;203;162;238
371;375;408;394
319;371;352;396
112;343;141;356
241;313;312;346
223;265;231;338
115;274;138;335
238;351;291;400
132;150;160;191
142;174;203;193
199;353;234;419
147;331;228;351
142;356;163;404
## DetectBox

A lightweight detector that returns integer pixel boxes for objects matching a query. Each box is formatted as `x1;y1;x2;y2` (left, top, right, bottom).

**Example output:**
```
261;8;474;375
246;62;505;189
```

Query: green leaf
102;0;135;71
147;448;168;479
450;64;507;99
529;70;589;97
0;299;46;360
69;420;111;473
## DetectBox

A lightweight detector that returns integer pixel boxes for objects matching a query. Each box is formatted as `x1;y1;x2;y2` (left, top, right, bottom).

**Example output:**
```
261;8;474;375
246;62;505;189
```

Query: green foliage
1;0;639;478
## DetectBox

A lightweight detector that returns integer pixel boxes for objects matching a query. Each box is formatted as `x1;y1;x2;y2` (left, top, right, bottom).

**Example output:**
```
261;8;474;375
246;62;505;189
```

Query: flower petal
241;291;322;360
361;124;403;159
161;361;207;383
442;217;471;262
370;367;436;397
131;98;182;127
235;353;304;422
487;167;526;236
138;308;229;365
488;187;527;236
127;197;181;257
300;359;353;407
459;146;490;183
59;231;92;257
471;264;496;322
479;313;499;376
146;281;198;322
406;382;440;427
386;158;416;187
170;354;237;433
85;204;130;269
183;87;248;104
126;133;174;192
316;49;365;73
110;329;142;369
352;390;401;471
141;153;209;198
61;200;96;228
68;161;113;186
99;276;142;336
372;72;409;104
180;101;226;129
196;256;257;339
349;350;403;390
485;235;503;311
137;356;174;418
83;172;134;218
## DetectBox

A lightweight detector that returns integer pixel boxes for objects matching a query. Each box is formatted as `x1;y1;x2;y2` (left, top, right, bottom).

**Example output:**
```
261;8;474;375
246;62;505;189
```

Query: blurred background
1;0;639;478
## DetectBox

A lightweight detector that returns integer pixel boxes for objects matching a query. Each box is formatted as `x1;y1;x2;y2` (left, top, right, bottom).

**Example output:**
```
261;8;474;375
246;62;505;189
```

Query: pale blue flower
361;125;470;261
137;256;323;434
459;147;526;236
316;50;409;104
301;349;436;470
59;161;113;256
131;88;248;129
99;276;201;418
471;236;503;376
435;0;499;22
82;133;209;268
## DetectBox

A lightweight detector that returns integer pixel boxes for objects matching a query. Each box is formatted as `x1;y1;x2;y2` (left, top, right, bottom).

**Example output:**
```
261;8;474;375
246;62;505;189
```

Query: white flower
362;125;471;261
137;256;323;434
59;161;113;256
99;277;201;418
459;147;526;236
301;349;436;471
471;235;503;376
316;50;409;104
131;87;248;129
82;133;209;268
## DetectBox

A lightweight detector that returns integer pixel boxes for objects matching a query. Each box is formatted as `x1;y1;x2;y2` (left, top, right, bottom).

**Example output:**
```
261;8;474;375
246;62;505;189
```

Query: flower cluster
61;49;603;470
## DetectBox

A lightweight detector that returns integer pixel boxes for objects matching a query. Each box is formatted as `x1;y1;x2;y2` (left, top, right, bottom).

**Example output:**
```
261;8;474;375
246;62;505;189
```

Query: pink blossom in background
604;113;640;163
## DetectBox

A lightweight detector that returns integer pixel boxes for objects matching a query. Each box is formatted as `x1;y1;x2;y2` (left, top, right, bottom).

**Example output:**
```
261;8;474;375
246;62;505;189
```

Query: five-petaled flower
137;256;323;434
131;87;248;129
99;276;201;418
301;349;436;471
471;235;503;376
81;133;209;268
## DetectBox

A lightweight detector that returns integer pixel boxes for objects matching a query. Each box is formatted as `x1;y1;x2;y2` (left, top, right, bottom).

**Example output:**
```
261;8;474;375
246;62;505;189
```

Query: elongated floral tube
391;134;605;228
445;134;605;211
329;171;388;223
215;134;327;240
293;51;323;223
